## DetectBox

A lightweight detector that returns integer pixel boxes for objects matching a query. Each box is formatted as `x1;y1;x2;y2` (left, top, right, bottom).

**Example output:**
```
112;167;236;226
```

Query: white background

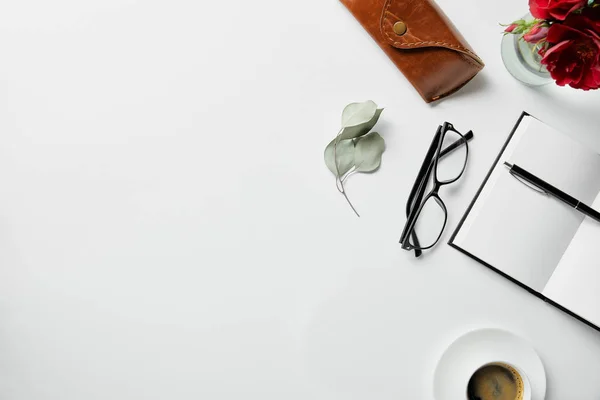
0;0;599;398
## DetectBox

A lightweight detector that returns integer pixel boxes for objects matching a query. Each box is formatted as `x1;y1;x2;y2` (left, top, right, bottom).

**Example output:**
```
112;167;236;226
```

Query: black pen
504;162;600;223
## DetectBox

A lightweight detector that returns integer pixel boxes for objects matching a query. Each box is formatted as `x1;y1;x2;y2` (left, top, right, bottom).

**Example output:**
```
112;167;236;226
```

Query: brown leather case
340;0;485;103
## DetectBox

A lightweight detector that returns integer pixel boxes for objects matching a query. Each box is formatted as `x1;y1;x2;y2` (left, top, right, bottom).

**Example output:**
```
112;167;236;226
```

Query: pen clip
507;168;549;195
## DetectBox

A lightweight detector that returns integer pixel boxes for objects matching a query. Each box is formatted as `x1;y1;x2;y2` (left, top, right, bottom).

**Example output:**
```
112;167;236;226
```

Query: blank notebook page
543;194;600;328
453;116;600;292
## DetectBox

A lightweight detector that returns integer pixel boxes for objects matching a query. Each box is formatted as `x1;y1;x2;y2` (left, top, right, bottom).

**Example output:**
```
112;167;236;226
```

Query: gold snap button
393;21;407;36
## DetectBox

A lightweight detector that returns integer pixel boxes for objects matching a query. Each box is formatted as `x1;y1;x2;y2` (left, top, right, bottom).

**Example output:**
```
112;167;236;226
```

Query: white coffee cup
465;362;532;400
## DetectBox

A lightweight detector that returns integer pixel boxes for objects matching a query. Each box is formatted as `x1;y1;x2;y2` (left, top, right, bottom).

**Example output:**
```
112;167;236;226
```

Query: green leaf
341;100;378;127
339;108;384;140
354;132;385;172
324;138;355;177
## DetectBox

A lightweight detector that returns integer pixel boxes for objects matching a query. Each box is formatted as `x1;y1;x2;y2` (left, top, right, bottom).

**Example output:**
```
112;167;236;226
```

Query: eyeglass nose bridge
430;185;441;196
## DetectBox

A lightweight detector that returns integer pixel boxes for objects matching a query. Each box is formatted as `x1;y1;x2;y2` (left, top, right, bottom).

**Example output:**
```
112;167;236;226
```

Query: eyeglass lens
409;195;446;248
437;127;468;183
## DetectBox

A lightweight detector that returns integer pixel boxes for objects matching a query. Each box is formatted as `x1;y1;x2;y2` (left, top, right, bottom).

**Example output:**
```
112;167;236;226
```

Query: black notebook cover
448;111;600;333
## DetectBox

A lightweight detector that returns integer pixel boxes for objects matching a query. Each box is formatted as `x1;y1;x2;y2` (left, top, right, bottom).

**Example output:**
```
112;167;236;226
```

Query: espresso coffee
467;363;524;400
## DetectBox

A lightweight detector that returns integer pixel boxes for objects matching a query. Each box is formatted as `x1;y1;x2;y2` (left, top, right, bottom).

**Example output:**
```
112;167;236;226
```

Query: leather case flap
380;0;483;65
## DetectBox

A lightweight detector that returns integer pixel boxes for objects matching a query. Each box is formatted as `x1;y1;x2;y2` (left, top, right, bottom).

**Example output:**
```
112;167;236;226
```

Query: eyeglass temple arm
403;125;445;255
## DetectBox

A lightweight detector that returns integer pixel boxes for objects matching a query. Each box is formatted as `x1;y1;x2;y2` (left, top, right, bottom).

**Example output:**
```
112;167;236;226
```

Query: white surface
433;328;544;400
1;0;600;399
545;195;600;328
454;116;600;291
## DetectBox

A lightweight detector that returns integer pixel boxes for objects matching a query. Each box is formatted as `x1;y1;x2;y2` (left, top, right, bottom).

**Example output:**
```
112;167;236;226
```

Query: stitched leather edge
380;1;484;66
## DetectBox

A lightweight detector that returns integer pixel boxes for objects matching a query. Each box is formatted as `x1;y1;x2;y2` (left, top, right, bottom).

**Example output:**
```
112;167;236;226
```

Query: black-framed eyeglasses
399;122;473;257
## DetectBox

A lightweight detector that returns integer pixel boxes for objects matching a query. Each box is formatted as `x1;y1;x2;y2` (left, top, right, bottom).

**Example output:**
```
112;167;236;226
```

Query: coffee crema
467;363;524;400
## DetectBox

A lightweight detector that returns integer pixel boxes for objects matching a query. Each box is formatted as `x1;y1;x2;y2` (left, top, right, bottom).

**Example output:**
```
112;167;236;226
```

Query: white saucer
433;328;546;400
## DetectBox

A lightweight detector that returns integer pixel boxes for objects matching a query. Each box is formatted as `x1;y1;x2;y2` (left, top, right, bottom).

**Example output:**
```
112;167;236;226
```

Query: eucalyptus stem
340;188;360;217
334;130;360;217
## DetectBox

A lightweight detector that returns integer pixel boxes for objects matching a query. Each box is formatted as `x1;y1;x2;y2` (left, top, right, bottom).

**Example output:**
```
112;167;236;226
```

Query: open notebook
449;112;600;332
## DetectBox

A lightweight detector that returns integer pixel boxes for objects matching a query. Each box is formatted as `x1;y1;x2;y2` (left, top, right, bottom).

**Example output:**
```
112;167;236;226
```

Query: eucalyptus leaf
354;132;385;172
339;108;384;140
324;138;355;177
324;100;385;217
341;101;378;128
